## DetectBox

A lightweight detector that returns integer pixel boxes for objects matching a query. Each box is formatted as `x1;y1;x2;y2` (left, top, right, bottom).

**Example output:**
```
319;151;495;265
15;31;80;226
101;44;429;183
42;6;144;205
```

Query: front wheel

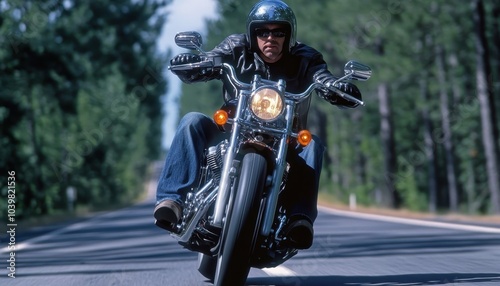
197;253;216;282
214;153;267;286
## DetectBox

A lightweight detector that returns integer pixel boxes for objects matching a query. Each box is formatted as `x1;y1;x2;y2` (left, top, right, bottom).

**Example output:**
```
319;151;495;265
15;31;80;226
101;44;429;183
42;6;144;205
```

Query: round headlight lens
249;87;283;121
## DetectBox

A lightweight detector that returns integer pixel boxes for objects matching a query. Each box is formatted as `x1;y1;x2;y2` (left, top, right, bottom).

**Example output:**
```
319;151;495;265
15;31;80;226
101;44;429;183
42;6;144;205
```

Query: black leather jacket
173;34;362;130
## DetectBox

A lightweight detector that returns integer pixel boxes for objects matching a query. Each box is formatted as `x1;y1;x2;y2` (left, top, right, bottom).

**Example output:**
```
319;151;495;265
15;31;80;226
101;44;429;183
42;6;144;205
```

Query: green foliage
175;0;500;214
0;0;169;220
396;156;428;212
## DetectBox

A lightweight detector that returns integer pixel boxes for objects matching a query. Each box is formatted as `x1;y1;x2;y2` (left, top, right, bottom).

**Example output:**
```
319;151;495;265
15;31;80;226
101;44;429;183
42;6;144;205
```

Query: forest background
1;0;499;223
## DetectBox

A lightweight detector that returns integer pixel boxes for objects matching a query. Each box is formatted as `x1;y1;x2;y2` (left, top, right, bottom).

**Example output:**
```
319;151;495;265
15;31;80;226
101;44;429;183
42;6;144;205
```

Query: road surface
2;200;500;285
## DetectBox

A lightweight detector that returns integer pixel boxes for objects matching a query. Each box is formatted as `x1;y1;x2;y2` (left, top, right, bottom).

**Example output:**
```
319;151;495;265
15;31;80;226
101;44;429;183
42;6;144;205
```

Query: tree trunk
472;0;500;213
435;45;459;212
351;109;366;186
28;90;47;215
374;37;399;208
447;53;462;105
378;82;399;208
466;133;479;214
419;72;438;213
492;2;500;121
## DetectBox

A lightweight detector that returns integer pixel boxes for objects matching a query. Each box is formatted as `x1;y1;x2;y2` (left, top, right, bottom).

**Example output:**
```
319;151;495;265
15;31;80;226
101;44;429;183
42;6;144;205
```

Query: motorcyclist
154;0;362;249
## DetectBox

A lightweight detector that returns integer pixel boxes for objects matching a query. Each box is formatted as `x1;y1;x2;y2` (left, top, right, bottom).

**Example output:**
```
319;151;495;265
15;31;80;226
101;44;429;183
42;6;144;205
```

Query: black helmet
246;0;297;53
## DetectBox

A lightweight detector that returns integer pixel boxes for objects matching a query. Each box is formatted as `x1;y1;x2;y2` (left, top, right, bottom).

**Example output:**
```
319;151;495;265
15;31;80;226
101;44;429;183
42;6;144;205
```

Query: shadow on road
247;272;500;286
244;211;500;286
11;201;500;284
16;201;196;276
300;215;500;260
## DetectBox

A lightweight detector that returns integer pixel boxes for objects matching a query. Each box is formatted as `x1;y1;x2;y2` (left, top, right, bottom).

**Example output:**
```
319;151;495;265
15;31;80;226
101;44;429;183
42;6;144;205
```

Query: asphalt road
2;200;500;286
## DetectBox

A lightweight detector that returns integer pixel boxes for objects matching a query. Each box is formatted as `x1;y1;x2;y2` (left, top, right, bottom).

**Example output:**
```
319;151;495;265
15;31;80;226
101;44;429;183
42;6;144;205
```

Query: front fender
239;140;276;171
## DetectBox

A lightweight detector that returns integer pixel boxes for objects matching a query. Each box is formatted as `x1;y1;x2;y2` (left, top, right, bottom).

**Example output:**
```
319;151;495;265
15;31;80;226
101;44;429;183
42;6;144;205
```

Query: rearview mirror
175;31;203;51
344;61;372;81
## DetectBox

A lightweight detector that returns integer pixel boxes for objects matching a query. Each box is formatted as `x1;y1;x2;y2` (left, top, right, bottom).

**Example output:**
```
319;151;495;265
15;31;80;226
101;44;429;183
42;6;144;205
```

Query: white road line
320;206;500;234
262;265;298;277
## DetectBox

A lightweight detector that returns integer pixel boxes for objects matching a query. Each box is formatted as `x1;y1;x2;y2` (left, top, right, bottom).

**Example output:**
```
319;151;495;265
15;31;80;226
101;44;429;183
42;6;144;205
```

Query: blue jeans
156;112;325;222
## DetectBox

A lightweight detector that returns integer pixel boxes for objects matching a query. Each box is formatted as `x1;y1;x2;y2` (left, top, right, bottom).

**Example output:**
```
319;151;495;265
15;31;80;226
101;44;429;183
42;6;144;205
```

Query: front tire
214;153;267;286
197;253;216;282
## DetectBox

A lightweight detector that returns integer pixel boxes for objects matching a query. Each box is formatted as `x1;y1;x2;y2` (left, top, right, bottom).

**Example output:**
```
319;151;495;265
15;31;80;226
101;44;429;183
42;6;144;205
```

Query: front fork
259;104;293;236
211;101;295;238
211;93;247;228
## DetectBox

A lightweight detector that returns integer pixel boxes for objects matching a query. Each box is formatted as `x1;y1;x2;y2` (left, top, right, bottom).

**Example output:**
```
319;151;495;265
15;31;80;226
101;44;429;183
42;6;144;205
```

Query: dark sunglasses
255;28;287;38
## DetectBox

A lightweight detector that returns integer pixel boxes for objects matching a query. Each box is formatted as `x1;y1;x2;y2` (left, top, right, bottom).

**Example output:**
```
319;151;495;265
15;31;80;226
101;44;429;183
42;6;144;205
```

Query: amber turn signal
297;130;312;146
214;109;228;125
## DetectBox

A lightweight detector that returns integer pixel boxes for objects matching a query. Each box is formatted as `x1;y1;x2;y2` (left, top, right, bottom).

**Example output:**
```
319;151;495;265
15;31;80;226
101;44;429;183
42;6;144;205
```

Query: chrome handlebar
169;60;365;106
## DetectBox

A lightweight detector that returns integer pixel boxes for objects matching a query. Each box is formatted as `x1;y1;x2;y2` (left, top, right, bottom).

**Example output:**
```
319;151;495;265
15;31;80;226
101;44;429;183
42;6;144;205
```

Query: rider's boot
283;215;314;249
154;200;182;232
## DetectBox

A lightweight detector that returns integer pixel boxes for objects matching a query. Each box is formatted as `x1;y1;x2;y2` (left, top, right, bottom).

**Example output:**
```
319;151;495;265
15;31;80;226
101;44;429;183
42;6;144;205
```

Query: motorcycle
167;31;371;285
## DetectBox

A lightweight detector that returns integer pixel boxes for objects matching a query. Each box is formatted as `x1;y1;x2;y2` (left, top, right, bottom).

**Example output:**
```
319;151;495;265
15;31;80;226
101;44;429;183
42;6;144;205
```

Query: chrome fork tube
260;103;294;236
211;93;247;227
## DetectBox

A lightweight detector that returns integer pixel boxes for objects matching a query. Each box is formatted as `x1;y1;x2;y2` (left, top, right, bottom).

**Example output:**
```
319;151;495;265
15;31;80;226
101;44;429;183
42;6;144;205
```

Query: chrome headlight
249;87;284;121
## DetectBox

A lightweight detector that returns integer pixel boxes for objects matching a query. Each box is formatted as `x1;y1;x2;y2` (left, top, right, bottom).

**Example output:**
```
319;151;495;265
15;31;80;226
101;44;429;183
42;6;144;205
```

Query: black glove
170;53;220;83
334;82;362;106
170;53;202;66
314;69;362;108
